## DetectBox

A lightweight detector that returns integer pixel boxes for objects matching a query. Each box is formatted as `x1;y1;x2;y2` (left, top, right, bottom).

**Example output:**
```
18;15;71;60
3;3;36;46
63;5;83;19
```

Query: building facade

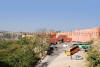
57;27;100;42
22;27;100;42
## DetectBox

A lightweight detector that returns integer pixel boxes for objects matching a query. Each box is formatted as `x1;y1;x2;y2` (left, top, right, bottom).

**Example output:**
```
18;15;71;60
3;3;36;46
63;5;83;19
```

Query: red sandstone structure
57;27;100;42
22;27;100;43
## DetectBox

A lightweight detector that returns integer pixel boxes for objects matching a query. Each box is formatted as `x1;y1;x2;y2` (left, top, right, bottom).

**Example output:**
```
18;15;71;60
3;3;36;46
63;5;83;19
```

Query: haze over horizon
0;0;100;32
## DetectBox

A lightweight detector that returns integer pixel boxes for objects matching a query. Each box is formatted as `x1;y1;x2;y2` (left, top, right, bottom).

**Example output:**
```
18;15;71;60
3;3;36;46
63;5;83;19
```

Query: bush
87;39;100;67
0;35;49;67
87;49;100;67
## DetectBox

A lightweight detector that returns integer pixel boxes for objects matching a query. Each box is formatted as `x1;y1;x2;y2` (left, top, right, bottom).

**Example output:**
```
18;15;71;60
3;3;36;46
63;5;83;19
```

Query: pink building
56;27;100;42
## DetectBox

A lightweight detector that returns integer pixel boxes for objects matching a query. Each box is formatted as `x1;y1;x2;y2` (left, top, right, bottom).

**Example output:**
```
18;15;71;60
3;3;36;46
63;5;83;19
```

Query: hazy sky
0;0;100;32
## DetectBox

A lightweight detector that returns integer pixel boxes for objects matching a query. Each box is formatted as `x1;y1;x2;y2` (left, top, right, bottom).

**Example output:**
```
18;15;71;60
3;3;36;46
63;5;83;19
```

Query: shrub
0;35;49;67
87;39;100;67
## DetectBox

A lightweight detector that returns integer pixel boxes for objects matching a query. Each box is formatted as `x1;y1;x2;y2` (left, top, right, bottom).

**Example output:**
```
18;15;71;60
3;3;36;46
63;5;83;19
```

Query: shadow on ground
41;62;48;67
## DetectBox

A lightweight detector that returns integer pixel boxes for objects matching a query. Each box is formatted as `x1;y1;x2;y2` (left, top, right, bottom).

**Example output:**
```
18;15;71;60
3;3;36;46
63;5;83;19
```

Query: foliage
56;30;61;33
0;39;16;49
87;48;100;67
87;39;100;67
0;35;49;67
86;39;94;45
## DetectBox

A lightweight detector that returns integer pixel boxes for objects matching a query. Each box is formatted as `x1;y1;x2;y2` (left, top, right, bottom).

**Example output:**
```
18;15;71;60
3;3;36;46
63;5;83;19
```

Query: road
35;44;64;67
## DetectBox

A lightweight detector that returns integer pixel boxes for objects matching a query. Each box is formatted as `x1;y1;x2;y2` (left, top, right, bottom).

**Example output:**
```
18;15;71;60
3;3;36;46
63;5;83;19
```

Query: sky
0;0;100;32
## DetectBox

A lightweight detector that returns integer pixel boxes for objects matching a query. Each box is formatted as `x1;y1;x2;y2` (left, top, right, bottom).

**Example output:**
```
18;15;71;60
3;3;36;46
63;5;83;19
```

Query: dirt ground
48;51;86;67
36;43;86;67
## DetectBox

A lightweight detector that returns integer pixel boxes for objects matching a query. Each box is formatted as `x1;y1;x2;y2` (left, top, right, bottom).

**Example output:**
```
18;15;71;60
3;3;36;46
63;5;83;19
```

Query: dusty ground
48;51;86;67
36;43;86;67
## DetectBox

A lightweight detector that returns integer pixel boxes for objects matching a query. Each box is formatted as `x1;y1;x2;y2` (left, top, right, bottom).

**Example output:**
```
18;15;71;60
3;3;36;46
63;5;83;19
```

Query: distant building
22;27;100;42
72;27;100;42
56;27;100;42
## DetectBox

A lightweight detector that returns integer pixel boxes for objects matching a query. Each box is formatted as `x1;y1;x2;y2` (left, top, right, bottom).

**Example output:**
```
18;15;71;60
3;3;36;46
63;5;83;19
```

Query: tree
87;39;100;67
56;30;61;33
0;34;49;67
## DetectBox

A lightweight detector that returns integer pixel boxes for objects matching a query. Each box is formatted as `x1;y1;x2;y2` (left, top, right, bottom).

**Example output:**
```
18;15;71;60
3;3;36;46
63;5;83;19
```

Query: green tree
87;39;100;67
0;34;49;67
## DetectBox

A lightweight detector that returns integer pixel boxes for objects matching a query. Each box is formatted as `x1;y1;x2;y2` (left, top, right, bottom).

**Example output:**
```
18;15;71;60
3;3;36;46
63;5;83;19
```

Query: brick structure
22;27;100;42
57;27;100;42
